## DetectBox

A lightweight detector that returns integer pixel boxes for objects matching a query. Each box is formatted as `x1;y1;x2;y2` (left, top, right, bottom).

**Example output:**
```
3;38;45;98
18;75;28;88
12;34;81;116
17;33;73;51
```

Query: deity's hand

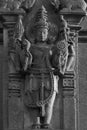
22;38;31;52
53;68;65;78
22;39;32;71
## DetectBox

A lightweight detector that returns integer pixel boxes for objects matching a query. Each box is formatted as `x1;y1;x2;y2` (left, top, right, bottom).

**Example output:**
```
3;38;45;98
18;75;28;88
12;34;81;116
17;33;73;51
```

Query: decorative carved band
8;73;24;97
78;30;87;43
63;72;75;87
62;72;75;97
63;78;74;87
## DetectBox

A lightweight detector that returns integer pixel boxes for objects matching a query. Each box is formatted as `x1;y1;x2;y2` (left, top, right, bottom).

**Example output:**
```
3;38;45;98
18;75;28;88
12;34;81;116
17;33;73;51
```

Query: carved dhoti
24;69;58;108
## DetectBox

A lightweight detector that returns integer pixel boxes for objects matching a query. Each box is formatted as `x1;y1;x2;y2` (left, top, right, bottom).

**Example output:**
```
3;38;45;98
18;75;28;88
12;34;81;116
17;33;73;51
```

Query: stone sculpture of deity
11;5;75;129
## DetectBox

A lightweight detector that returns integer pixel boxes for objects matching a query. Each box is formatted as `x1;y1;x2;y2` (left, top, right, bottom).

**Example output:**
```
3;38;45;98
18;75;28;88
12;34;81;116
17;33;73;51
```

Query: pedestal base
25;127;64;130
25;129;63;130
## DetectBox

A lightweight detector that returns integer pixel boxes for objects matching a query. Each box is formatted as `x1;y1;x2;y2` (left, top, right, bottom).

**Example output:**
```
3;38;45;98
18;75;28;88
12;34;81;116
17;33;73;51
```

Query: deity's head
34;6;49;42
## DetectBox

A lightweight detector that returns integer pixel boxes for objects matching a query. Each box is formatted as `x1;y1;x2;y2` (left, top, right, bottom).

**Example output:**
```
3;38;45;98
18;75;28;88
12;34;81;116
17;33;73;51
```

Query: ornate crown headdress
34;5;49;30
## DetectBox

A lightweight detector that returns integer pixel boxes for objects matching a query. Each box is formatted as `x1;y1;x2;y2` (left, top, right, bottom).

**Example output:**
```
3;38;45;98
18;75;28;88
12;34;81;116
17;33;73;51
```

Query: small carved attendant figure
67;29;76;71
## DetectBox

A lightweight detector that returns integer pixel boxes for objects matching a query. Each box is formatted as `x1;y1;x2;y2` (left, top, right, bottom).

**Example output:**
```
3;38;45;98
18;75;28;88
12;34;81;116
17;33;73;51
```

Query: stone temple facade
0;0;87;130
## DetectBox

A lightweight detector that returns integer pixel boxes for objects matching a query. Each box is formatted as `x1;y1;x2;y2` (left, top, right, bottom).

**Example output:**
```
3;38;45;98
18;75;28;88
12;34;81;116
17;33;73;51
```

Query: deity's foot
41;124;50;129
32;124;41;129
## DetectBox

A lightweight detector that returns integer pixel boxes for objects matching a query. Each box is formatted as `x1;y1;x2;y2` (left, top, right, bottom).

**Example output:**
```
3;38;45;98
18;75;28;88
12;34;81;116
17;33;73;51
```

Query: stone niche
0;0;87;130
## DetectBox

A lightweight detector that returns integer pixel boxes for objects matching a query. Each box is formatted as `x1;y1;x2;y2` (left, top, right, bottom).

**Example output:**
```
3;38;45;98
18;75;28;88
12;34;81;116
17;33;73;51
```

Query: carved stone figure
22;7;59;128
60;0;87;12
48;0;60;10
66;29;76;71
0;0;36;11
49;0;87;12
57;15;75;71
10;6;76;129
0;0;7;9
0;0;86;12
3;0;23;11
20;0;36;12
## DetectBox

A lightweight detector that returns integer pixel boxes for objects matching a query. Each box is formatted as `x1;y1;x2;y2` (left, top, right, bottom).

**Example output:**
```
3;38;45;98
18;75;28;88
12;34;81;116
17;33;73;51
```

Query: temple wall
0;0;87;130
78;30;87;130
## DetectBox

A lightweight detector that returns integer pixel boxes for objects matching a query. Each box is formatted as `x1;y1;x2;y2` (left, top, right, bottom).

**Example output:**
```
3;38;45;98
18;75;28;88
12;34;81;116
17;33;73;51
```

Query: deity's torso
29;43;52;71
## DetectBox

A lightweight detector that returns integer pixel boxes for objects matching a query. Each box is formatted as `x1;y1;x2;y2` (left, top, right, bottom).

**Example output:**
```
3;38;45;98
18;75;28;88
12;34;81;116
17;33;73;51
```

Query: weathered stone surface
64;97;75;130
78;41;87;130
0;47;3;130
0;1;87;130
60;0;87;12
8;97;24;129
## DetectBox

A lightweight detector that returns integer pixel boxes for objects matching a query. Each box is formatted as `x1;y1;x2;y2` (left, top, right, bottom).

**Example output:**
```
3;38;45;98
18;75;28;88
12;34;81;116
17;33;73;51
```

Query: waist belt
26;68;53;74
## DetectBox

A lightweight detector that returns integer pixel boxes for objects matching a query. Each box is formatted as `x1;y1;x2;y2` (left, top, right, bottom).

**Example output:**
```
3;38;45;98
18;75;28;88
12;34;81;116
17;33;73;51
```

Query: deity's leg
42;91;56;128
31;107;41;129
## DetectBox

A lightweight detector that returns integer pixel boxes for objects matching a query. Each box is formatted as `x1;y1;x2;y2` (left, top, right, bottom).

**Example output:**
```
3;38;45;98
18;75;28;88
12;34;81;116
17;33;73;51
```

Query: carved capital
60;11;86;26
8;73;24;97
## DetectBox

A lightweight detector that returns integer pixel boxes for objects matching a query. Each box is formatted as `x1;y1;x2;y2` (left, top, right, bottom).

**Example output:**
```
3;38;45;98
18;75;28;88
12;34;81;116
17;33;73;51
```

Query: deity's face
36;28;48;42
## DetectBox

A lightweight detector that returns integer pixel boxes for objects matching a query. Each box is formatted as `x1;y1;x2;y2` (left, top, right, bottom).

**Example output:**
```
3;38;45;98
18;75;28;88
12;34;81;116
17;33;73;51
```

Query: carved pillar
60;11;86;130
78;29;87;130
0;11;25;130
0;23;3;130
